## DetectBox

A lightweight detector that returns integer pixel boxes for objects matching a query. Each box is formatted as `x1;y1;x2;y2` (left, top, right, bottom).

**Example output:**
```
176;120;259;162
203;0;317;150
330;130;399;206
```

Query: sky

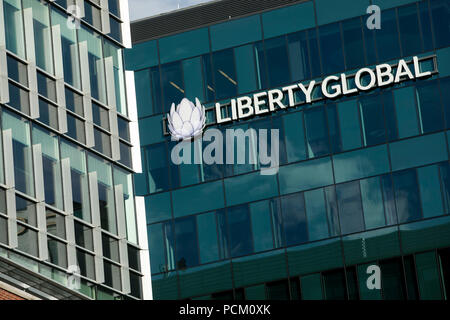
128;0;214;21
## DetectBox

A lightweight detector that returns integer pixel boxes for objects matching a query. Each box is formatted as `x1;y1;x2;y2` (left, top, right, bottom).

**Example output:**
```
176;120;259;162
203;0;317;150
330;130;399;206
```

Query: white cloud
128;0;213;21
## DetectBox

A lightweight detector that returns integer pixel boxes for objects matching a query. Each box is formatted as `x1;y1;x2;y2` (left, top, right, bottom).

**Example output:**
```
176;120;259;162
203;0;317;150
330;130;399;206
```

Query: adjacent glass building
0;0;150;300
127;0;450;300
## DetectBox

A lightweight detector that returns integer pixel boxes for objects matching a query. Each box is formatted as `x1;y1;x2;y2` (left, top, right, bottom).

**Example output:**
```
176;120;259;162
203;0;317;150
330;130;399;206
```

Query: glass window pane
393;169;422;224
360;177;386;230
283;112;306;162
103;40;127;115
182;57;204;102
74;221;94;251
46;209;66;239
336;181;364;235
103;260;121;291
305;188;330;241
342;17;365;69
114;167;137;244
358;94;386;146
61;140;90;222
227;205;253;258
66;114;86;144
47;237;67;268
3;111;34;196
17;225;38;257
174;216;199;269
250;200;274;252
92;102;110;130
102;233;120;263
146;143;169;194
65;87;84;117
376;8;401;62
398;4;422;56
380;258;406;300
304;106;330;158
323;269;347;300
280;193;307;246
16;195;37;227
0;216;7;245
51;6;81;88
416;80;444;134
417;165;444;219
287;31;311;82
148;222;175;274
212;49;237;100
88;154;116;234
4;0;25;58
93;128;111;158
33;125;63;209
319;23;344;75
7;55;28;86
76;249;96;280
235;44;258;94
8;81;30;115
430;0;450;49
197;211;219;264
264;36;290;87
338;100;362;151
38;99;59;129
393;87;419;139
161;62;184;112
78;27;106;103
24;0;53;73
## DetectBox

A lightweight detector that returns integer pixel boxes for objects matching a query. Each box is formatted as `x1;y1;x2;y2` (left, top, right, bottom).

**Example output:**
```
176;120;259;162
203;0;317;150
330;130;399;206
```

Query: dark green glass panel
152;273;179;300
245;285;266;300
300;273;323;300
415;251;443;300
266;280;290;300
403;255;419;300
323;269;347;300
343;227;401;265
287;239;343;277
232;250;287;288
357;263;382;300
178;261;233;299
380;258;406;300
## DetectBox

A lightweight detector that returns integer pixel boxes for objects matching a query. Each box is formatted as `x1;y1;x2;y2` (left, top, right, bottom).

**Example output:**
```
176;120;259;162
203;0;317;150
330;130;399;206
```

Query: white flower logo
167;98;206;141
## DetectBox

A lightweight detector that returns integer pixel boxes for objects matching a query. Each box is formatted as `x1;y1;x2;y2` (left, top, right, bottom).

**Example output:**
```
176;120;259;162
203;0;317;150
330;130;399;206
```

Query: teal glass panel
389;132;448;172
319;23;345;75
360;177;386;229
439;162;450;214
404;255;420;300
333;144;390;184
416;80;444;134
415;251;442;300
300;273;323;300
279;156;333;195
178;261;232;299
250;201;274;252
380;258;407;300
183;57;205;102
197;211;219;264
161;62;184;112
283;112;306;163
232;250;287;288
159;28;209;64
152;273;178;300
375;0;419;10
235;45;258;94
287;239;343;276
342;17;365;70
359;94;386;147
315;0;369;25
376;8;401;62
172;180;225;217
210;15;262;51
145;192;172;224
138;115;165;146
342;227;401;265
398;3;422;57
148;222;175;274
134;69;152;118
418;165;444;219
0;128;3;185
399;216;450;254
336;181;365;235
287;31;312;82
124;40;158;71
4;0;26;58
304;189;329;241
262;1;315;39
322;269;347;300
430;0;450;49
305;106;329;158
264;36;290;88
245;285;266;300
224;171;278;206
393;87;419;139
338;100;362;151
357;263;382;300
437;47;450;78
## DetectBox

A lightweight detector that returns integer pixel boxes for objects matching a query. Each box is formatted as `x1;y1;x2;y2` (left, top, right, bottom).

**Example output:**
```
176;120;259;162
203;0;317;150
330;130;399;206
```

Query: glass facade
127;0;450;300
0;0;146;300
